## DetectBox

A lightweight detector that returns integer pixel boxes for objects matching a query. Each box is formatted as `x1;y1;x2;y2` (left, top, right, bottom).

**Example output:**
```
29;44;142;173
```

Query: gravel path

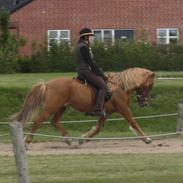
1;137;183;156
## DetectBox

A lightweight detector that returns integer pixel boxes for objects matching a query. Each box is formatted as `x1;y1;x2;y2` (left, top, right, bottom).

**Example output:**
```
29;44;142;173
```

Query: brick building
7;0;183;55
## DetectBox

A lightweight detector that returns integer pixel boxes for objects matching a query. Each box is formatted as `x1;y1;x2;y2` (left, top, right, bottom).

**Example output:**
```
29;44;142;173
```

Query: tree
0;8;25;73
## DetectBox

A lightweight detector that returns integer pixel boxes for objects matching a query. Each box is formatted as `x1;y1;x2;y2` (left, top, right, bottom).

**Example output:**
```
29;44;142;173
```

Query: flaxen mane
107;67;155;92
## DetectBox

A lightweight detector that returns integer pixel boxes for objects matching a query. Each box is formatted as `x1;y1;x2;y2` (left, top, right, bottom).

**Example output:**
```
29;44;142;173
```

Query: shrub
17;40;183;73
26;43;75;73
0;8;26;73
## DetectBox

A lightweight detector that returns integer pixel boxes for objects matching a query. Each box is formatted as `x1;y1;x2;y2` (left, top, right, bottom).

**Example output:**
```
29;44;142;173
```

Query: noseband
137;91;148;101
136;88;150;102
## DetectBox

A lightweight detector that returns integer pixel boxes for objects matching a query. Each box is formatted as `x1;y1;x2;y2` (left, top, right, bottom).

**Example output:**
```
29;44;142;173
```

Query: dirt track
1;137;183;156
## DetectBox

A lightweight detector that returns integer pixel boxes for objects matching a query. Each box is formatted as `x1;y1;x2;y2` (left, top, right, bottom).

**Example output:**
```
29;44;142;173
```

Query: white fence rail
157;77;183;80
0;113;178;125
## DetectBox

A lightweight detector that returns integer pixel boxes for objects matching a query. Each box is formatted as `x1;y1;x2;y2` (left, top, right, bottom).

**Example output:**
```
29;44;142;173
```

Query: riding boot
90;109;106;117
85;108;106;117
88;89;106;117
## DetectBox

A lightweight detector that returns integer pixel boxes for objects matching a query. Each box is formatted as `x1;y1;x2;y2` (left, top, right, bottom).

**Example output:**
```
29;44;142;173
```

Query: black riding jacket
74;40;105;78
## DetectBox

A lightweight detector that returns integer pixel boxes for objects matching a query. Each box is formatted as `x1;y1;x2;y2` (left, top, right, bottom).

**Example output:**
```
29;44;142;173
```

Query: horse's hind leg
51;107;72;145
25;110;52;147
79;116;107;145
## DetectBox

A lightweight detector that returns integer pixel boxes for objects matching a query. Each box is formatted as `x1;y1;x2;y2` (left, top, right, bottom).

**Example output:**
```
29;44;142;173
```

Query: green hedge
1;40;183;73
18;44;75;73
17;42;183;73
1;8;183;73
93;42;183;71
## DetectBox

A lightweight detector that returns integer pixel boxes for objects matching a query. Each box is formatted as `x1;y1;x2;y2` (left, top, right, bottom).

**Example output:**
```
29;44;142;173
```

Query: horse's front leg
116;103;152;144
79;116;107;145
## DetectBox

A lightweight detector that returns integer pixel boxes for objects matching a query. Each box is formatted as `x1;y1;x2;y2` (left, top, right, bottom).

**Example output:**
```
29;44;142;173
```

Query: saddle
75;74;112;102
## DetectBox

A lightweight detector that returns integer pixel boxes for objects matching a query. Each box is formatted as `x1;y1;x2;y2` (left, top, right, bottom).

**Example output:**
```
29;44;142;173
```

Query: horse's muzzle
138;97;149;107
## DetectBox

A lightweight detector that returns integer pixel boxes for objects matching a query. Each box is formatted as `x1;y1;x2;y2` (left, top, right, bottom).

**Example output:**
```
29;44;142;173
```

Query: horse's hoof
64;137;72;146
144;137;152;144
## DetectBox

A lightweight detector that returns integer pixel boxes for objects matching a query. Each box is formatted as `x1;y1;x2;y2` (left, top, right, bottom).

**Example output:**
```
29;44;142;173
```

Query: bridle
136;86;152;107
136;91;148;102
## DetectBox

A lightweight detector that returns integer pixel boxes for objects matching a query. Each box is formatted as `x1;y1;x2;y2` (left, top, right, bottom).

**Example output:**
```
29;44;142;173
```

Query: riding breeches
79;70;107;110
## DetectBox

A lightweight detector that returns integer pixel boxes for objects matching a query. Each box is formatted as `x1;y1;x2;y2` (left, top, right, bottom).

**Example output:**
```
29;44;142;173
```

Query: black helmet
79;27;94;38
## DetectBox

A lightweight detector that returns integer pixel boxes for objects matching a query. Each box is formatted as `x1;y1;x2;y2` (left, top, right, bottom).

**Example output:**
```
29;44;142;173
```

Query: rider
74;27;108;117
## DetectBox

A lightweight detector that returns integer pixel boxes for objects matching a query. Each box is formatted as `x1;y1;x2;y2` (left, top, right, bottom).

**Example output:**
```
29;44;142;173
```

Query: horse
12;67;155;147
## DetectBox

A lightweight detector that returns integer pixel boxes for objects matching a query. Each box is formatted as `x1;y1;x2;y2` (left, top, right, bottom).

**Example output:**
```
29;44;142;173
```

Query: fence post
176;103;183;132
10;121;30;183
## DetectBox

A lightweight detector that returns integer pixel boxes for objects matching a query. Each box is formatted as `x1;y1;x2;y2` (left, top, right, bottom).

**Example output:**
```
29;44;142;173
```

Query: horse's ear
146;71;155;85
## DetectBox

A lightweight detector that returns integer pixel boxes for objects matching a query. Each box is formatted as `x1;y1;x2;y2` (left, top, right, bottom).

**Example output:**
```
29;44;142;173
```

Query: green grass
0;71;183;143
1;153;183;183
0;116;178;143
0;72;75;88
1;72;183;183
0;70;183;88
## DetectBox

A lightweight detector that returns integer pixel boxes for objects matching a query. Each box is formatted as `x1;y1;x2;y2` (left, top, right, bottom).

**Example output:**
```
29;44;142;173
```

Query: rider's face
88;35;94;45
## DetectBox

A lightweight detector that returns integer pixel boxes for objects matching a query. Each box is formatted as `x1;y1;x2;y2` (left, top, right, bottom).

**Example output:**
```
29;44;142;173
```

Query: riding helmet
79;27;94;38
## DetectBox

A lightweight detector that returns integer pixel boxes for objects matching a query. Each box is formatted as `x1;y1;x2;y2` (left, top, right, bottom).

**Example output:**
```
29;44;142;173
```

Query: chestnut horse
13;67;155;147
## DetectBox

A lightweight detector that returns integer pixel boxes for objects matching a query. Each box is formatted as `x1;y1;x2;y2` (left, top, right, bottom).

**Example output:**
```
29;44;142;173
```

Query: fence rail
0;113;178;125
157;77;183;80
24;131;183;141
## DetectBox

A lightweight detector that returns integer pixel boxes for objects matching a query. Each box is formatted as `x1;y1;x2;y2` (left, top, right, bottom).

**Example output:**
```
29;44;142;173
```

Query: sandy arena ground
0;137;183;156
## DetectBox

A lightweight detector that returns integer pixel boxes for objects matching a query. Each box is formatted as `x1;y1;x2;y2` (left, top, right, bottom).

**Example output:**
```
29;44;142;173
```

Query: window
93;29;134;45
157;28;179;45
14;0;22;6
114;29;134;41
47;30;70;49
14;0;18;5
93;30;114;45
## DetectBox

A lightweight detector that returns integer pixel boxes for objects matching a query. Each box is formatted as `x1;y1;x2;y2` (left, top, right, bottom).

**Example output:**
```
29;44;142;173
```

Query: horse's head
135;71;155;107
107;68;155;107
136;84;153;107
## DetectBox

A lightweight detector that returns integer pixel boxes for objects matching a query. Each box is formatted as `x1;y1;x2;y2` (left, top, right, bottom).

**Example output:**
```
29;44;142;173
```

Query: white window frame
92;29;115;44
47;30;70;50
157;28;179;45
92;29;135;44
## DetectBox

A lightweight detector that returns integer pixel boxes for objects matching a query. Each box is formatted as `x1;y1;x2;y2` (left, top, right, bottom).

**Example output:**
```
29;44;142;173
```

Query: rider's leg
81;70;107;116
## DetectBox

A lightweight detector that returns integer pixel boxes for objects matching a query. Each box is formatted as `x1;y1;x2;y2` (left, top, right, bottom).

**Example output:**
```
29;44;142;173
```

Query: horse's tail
12;82;46;124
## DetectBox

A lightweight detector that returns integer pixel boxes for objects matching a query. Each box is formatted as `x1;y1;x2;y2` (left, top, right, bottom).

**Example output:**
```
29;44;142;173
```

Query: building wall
10;0;183;55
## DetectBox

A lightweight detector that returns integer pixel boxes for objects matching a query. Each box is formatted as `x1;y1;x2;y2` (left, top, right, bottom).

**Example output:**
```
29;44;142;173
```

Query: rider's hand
103;75;108;82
